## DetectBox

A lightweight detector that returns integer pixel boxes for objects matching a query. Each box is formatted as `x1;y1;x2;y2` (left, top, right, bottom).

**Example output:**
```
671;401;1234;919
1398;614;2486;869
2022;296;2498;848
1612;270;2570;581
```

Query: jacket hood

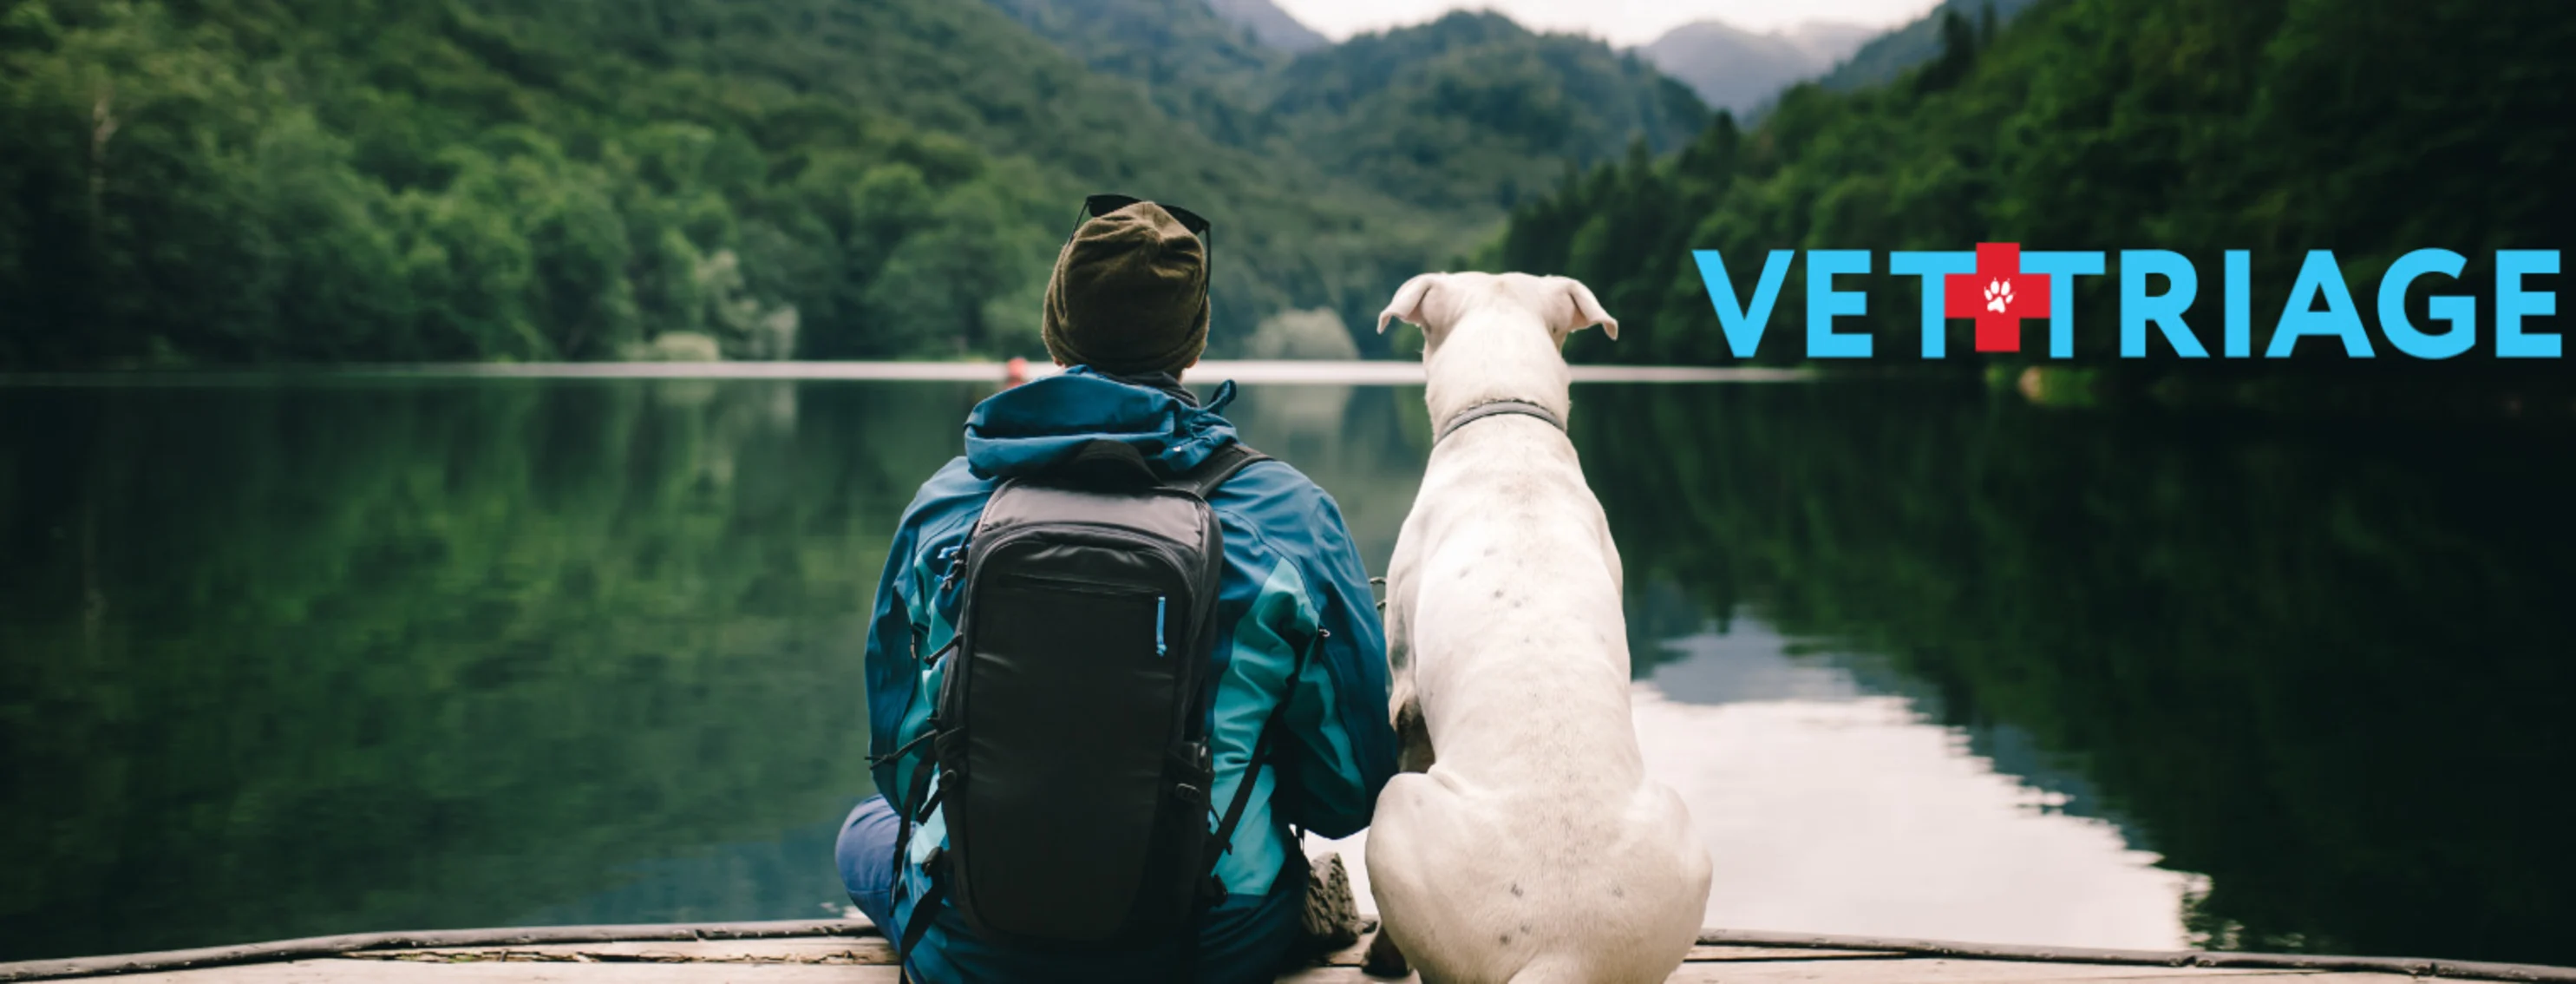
963;366;1241;479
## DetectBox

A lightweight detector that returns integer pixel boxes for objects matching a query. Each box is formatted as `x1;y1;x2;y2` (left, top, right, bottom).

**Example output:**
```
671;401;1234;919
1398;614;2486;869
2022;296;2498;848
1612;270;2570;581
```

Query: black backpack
886;438;1302;969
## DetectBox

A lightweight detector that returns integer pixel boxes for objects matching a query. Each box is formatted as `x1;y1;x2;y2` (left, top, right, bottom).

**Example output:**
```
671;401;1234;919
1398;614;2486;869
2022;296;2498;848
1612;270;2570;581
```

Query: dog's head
1374;272;1618;352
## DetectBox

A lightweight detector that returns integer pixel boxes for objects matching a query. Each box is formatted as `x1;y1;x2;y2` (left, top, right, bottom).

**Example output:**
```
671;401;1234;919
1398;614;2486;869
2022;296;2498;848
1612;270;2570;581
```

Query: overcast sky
1270;0;1945;46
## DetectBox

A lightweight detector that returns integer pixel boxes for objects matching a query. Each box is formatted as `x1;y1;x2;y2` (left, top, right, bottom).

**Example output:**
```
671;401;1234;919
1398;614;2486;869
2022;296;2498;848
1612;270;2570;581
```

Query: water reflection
1633;614;2202;948
0;377;2568;966
1579;383;2576;965
1319;608;2204;951
0;381;963;960
513;815;856;927
1222;382;1422;562
1645;623;1867;705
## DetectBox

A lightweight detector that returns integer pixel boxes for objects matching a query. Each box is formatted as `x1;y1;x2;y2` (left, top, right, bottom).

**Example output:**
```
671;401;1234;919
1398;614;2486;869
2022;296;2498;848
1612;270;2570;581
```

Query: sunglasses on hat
1075;194;1212;241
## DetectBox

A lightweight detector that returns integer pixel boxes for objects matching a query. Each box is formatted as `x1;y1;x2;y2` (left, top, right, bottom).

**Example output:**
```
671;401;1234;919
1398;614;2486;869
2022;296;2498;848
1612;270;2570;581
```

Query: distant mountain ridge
0;0;1449;366
991;3;1710;215
1259;11;1710;213
1206;0;1328;51
1819;0;2043;90
1641;19;1876;115
0;0;2035;367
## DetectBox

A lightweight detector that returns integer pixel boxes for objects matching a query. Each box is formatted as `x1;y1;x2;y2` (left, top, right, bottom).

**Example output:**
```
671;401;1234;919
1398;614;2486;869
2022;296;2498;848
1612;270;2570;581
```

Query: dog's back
1368;272;1711;984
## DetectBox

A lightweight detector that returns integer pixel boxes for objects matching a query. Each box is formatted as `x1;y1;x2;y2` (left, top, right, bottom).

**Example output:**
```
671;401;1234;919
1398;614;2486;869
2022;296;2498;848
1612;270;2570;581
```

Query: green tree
1494;0;2573;376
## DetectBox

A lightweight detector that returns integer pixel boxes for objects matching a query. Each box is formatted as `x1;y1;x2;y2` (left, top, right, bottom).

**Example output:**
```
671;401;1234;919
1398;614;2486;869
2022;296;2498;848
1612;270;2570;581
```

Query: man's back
845;367;1396;983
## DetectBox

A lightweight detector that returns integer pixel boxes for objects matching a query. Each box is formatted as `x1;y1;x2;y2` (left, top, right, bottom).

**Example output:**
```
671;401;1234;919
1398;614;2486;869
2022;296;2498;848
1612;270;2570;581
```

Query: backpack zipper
971;523;1200;609
995;572;1162;597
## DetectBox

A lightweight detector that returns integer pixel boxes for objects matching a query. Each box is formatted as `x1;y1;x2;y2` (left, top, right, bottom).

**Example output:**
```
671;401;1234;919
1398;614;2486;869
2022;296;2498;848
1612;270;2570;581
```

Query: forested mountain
1256;12;1708;214
0;0;1400;365
0;0;1700;367
19;0;2544;372
1816;0;2042;91
1495;0;2575;370
992;3;1709;216
1640;20;1874;115
978;0;1288;145
1206;0;1326;52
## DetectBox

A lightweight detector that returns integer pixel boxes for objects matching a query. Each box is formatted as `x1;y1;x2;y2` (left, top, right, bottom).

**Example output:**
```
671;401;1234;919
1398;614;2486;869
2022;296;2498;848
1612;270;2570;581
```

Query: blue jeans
833;795;1304;984
834;796;904;931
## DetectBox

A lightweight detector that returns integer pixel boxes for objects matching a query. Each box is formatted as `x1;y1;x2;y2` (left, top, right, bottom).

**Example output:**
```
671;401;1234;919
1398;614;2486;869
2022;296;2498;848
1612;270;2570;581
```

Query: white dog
1362;272;1711;984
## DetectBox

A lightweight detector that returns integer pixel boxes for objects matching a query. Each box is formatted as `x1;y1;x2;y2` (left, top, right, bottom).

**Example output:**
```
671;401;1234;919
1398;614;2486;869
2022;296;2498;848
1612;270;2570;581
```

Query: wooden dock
7;921;2571;983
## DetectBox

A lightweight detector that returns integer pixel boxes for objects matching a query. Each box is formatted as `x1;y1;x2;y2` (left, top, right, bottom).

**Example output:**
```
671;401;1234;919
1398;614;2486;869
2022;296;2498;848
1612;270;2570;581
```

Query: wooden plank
1272;968;2409;984
1310;940;1375;968
1304;939;1899;968
1664;960;2390;981
353;939;896;965
0;922;875;981
1278;969;1410;983
18;955;2452;983
1281;956;2405;984
74;958;902;982
13;921;2558;984
1684;947;1907;962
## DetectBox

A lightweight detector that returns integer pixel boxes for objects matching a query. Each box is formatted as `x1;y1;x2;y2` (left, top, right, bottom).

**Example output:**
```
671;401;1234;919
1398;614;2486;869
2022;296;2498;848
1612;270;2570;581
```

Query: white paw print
1984;279;2014;313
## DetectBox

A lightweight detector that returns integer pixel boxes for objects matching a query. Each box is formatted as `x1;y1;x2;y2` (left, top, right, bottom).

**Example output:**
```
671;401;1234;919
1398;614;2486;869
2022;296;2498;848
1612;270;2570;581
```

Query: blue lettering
1891;251;1975;359
2023;252;2107;358
1693;250;1793;358
2377;249;2475;359
1805;250;1873;358
2119;250;2207;358
2496;250;2560;358
2265;251;2374;358
2224;251;2251;358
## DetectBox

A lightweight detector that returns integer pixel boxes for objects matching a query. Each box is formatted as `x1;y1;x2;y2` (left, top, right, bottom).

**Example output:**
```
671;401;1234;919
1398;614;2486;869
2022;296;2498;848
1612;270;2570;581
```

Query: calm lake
2;373;2570;966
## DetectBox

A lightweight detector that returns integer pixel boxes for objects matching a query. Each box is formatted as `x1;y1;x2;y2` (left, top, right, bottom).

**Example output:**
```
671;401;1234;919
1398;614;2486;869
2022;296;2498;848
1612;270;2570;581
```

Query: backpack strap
890;752;942;983
884;638;958;896
1184;438;1283;900
1200;625;1317;899
1174;442;1271;500
895;867;946;984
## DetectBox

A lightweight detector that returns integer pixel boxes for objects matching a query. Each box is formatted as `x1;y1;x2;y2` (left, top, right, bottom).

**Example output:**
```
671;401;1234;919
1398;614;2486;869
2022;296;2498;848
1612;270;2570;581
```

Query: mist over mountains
1206;0;1329;51
1818;0;2043;89
1639;19;1877;115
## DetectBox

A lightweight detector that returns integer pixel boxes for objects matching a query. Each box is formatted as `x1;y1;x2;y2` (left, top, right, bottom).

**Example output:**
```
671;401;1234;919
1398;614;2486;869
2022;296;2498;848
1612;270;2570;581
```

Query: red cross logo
1944;242;2052;352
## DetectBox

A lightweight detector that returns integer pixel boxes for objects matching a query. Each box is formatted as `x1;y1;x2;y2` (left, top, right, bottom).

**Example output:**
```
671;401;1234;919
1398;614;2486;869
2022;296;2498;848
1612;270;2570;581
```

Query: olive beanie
1041;202;1210;376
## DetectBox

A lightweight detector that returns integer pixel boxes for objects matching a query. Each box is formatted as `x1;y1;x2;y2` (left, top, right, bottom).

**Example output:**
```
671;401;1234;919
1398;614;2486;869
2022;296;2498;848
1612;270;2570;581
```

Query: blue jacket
863;367;1398;983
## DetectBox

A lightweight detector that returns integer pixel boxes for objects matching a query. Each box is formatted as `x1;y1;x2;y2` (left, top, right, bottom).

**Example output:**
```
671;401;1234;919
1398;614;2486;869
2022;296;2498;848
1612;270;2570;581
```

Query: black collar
1102;370;1199;406
1434;399;1566;443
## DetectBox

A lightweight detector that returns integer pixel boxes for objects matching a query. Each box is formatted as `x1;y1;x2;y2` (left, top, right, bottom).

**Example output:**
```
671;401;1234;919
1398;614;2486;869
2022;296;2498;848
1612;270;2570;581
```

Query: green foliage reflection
0;380;981;959
1575;382;2576;963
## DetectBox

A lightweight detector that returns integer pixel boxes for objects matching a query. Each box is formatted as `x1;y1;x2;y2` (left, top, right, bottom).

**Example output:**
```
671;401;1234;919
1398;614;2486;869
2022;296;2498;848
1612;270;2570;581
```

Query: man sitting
834;196;1396;983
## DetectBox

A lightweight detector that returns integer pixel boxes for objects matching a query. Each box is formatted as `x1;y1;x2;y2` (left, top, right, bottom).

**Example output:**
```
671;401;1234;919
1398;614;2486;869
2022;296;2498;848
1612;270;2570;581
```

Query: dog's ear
1377;273;1442;334
1559;277;1618;340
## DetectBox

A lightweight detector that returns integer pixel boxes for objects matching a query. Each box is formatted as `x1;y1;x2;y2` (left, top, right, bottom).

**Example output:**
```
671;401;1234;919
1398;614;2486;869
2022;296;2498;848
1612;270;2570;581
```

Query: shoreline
0;360;1816;386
